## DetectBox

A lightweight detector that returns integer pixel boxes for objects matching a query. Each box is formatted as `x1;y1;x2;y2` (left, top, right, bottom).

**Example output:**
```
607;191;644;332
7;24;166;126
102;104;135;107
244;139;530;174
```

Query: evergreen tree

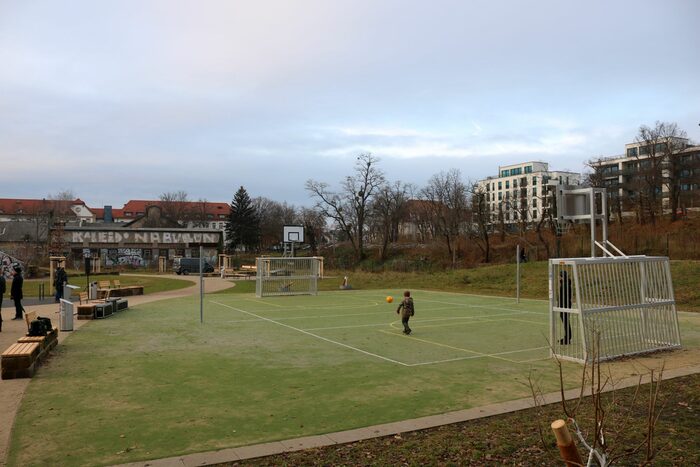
225;186;260;253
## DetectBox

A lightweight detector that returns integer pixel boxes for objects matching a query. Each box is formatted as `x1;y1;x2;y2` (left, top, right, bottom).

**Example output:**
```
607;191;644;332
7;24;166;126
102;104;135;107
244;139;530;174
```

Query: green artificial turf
10;288;700;466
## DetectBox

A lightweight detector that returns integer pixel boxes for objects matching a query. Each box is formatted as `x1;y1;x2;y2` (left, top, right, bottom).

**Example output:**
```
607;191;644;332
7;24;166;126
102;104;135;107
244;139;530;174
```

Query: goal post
255;257;321;297
549;256;681;363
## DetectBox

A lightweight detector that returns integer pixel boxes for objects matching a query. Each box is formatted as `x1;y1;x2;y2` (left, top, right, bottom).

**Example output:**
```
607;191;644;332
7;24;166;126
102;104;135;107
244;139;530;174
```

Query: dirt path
0;274;235;466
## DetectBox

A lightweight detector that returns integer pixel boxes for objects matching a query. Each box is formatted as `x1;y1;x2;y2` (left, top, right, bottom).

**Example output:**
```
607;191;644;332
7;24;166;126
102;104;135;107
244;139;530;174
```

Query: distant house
0;198;95;224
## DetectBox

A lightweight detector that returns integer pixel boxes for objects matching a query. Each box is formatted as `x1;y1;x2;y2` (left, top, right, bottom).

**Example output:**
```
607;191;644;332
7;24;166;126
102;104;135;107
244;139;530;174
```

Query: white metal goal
549;256;681;363
255;257;321;297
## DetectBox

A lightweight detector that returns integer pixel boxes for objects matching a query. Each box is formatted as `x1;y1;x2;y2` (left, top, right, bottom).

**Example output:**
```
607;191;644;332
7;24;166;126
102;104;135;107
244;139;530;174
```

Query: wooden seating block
18;335;58;353
2;342;40;379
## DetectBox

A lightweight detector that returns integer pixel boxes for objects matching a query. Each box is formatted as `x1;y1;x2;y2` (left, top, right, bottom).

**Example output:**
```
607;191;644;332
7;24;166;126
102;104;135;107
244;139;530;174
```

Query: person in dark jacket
0;270;6;331
558;270;572;345
54;266;68;302
396;290;415;335
10;263;24;320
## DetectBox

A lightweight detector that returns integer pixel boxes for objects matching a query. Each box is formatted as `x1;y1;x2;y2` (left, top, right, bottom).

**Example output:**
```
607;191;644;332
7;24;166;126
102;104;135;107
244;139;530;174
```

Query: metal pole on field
199;245;204;324
516;244;520;304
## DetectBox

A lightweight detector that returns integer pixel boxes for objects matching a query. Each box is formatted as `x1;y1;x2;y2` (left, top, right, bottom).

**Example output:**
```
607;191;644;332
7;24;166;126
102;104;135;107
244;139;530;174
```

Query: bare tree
421;169;469;267
306;153;385;262
299;206;327;255
370;181;413;261
467;182;491;263
253;197;298;250
632;122;688;223
159;191;191;224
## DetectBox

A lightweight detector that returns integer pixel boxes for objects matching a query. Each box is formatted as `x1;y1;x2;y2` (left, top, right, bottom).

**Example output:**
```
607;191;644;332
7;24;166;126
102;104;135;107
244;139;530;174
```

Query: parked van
174;258;215;275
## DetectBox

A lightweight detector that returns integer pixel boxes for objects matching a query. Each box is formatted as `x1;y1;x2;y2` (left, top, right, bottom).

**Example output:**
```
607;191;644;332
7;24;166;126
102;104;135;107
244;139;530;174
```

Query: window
501;170;509;177
498;192;502;200
627;147;638;157
505;181;510;189
207;214;213;219
533;199;538;208
525;166;532;174
639;145;649;155
533;210;538;219
566;177;569;184
491;183;495;190
143;249;152;260
509;167;522;176
513;180;518;188
498;181;502;190
532;176;537;185
219;214;226;219
532;187;537;196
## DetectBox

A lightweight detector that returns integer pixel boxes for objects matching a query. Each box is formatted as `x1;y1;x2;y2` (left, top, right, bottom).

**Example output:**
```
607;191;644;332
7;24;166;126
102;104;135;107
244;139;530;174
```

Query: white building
476;161;582;224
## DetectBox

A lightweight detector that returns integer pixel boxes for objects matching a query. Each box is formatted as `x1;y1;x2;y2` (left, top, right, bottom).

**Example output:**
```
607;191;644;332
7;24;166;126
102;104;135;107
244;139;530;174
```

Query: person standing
558;270;573;345
396;290;415;335
10;263;24;320
54;266;68;302
0;271;6;331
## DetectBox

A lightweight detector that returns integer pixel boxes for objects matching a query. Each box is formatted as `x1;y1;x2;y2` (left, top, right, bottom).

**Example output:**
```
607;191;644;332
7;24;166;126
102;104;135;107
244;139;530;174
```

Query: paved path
0;274;235;467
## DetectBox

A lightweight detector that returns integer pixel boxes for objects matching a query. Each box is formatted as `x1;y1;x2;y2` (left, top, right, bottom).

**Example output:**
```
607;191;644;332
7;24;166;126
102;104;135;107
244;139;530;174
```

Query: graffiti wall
101;248;145;267
0;251;22;279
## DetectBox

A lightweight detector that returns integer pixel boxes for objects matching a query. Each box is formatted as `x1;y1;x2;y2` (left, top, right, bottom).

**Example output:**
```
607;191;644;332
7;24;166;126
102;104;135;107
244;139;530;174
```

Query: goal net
255;257;320;298
549;256;681;363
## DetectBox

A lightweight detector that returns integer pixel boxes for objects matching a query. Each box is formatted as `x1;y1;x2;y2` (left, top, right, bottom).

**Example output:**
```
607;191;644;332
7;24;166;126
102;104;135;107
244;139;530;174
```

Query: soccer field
10;289;700;466
209;290;551;367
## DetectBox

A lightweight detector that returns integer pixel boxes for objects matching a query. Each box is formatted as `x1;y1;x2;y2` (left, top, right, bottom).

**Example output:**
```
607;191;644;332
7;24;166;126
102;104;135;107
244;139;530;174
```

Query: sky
1;0;699;209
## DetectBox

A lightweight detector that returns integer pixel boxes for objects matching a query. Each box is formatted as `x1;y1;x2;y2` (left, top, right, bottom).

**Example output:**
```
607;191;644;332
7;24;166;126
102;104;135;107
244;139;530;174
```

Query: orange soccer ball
386;296;394;303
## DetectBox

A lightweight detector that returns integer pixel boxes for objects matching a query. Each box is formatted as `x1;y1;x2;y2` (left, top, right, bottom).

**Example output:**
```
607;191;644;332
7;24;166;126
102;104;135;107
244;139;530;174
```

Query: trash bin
89;281;98;300
59;298;74;331
64;284;80;302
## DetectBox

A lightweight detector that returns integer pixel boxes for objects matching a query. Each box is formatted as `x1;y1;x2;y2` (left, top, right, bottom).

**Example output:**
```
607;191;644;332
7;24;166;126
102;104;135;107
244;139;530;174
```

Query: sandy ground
0;274;235;467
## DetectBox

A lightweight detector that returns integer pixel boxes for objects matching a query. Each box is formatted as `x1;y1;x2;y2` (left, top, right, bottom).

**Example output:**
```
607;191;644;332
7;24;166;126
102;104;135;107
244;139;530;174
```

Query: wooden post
551;419;583;467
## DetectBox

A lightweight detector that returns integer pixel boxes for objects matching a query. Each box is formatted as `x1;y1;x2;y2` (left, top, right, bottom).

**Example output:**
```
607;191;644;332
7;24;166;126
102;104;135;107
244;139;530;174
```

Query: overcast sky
1;0;699;208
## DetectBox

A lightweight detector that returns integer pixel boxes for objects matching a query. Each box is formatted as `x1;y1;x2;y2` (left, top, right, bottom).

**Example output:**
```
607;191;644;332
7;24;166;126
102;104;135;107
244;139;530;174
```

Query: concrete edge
112;363;700;467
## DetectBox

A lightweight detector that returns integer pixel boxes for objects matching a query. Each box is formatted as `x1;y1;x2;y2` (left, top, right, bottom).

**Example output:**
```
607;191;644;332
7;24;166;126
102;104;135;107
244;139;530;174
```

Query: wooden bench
1;342;41;379
97;280;112;299
1;311;58;379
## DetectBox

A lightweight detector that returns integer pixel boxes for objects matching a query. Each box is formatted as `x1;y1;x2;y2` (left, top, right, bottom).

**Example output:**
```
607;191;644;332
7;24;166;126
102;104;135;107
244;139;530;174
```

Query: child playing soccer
396;290;415;335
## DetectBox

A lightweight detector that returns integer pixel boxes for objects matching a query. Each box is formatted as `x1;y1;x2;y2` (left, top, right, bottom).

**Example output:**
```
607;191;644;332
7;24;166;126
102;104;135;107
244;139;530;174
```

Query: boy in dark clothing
10;264;24;320
396;290;415;335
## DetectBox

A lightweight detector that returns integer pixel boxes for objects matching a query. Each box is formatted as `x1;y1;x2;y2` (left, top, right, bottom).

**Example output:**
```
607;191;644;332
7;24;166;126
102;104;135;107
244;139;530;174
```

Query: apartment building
591;137;700;217
476;161;582;224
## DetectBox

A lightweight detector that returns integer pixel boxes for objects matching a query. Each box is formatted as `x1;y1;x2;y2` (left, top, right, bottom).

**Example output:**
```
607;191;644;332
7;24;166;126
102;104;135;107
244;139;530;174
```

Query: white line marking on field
378;329;548;366
211;300;409;366
421;297;546;316
225;309;394;322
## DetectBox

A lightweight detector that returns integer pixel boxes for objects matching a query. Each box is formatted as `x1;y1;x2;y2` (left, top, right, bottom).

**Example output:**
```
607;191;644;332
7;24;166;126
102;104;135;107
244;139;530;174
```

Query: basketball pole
199;245;204;324
516;244;520;303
